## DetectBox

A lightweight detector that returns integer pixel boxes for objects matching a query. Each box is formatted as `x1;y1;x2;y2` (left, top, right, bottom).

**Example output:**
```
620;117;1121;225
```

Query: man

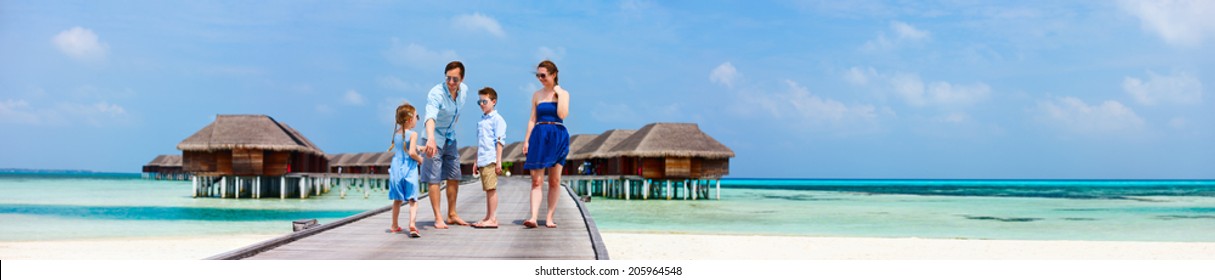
421;61;470;229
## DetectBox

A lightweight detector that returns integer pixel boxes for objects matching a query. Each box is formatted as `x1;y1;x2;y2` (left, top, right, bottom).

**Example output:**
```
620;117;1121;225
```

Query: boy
471;87;506;229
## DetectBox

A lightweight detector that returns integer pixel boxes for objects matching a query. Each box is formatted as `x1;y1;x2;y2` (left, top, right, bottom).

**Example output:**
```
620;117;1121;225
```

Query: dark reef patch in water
759;194;841;201
1155;215;1215;220
1062;217;1098;221
963;215;1042;222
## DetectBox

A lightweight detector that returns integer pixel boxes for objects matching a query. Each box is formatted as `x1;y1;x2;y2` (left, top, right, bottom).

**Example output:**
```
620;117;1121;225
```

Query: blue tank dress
388;131;420;202
524;102;570;170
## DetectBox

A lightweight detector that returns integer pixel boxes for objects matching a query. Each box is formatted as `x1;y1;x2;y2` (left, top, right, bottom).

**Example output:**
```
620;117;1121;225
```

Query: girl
388;102;424;238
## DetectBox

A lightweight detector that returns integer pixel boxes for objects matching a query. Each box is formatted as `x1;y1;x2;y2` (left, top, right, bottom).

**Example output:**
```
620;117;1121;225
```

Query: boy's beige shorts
479;164;498;191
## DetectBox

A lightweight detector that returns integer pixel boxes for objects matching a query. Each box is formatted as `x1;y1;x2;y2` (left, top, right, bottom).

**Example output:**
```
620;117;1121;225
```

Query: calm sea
0;172;384;241
584;178;1215;242
2;173;1213;242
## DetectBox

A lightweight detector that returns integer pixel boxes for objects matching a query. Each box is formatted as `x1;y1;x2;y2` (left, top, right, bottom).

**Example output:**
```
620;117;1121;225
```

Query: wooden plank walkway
209;177;608;260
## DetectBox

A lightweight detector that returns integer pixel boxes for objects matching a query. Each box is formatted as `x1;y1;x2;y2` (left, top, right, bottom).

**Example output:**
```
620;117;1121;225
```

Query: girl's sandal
408;226;421;238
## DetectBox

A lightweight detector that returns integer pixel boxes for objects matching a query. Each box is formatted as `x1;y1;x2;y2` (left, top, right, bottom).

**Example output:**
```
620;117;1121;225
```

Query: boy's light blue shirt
477;110;507;167
422;82;468;145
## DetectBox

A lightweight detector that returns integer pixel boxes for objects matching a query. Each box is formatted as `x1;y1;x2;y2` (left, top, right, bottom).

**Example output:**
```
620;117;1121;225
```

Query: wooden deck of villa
208;177;608;260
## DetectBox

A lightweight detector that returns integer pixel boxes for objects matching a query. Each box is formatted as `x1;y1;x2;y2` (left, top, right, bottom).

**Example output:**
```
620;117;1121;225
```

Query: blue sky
2;0;1212;179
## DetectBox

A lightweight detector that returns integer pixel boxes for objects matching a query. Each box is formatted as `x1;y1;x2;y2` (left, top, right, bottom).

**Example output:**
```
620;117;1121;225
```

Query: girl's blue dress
524;102;569;170
388;131;420;202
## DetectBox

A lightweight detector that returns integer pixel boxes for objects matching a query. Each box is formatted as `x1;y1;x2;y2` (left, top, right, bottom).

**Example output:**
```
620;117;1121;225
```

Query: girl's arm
556;86;569;120
407;131;422;163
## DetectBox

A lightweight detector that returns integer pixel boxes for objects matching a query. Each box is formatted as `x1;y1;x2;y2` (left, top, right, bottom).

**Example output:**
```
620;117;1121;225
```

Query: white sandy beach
0;234;279;260
602;232;1215;260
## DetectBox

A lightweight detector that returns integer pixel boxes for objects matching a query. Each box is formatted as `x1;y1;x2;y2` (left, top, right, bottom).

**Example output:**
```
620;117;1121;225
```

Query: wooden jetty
208;177;608;260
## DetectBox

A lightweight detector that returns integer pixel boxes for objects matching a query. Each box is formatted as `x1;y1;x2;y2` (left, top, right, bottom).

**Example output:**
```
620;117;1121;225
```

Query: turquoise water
0;173;385;241
584;179;1215;242
3;174;1214;242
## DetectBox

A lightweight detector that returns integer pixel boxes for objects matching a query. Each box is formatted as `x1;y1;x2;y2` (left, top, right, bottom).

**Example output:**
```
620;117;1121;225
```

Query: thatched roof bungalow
458;146;476;175
561;133;603;175
567;129;635;175
606;123;733;179
500;141;526;175
177;115;327;176
142;154;185;179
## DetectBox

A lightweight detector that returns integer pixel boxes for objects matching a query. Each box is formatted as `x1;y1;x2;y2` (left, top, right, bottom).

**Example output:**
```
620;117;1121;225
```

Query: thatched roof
569;129;635;160
370;152;392;167
144;154;182;167
177;115;324;155
501;142;525;163
325;153;345;164
459;146;476;165
606;123;734;158
562;134;599;160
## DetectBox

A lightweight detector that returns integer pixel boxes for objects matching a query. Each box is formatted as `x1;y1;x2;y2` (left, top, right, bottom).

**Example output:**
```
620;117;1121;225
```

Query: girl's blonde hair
395;102;416;126
389;102;417;152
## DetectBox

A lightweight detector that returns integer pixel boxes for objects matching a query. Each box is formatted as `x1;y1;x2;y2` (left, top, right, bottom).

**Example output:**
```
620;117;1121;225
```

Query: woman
522;60;570;229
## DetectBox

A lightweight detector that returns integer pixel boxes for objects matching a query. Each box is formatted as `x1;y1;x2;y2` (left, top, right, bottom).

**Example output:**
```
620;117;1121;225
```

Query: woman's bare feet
545;221;557;228
522;220;538;228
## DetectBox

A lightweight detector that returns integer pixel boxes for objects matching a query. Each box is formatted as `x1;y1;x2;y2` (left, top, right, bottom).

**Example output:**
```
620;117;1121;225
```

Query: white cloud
781;80;883;124
536;46;566;61
343;90;364;105
891;21;930;41
378;76;419;92
844;66;878;86
590;102;643;124
1034;96;1145;134
890;72;926;106
709;62;740;88
0;99;39;124
453;13;506;38
1120;0;1215;47
52;26;108;61
315;104;333;114
1123;71;1203;106
1;99;129;126
384;39;458;70
862;21;931;51
888;72;990;108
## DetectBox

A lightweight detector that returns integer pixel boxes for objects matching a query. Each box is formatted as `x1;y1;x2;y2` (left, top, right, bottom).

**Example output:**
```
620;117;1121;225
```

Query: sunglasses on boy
477;99;491;105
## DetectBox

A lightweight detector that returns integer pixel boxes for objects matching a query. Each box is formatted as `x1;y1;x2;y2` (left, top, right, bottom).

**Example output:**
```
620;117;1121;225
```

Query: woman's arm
555;86;569;120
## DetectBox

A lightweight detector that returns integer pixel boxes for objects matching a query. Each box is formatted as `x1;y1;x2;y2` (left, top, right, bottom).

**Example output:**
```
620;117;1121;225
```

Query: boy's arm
495;142;504;175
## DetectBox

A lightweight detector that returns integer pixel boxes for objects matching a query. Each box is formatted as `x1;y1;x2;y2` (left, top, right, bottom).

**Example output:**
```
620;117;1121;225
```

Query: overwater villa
141;154;186;180
177;114;330;199
567;129;635;176
561;133;601;175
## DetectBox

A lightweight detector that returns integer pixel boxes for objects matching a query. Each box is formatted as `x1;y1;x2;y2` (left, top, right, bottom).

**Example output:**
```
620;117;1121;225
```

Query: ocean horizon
2;172;1213;243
